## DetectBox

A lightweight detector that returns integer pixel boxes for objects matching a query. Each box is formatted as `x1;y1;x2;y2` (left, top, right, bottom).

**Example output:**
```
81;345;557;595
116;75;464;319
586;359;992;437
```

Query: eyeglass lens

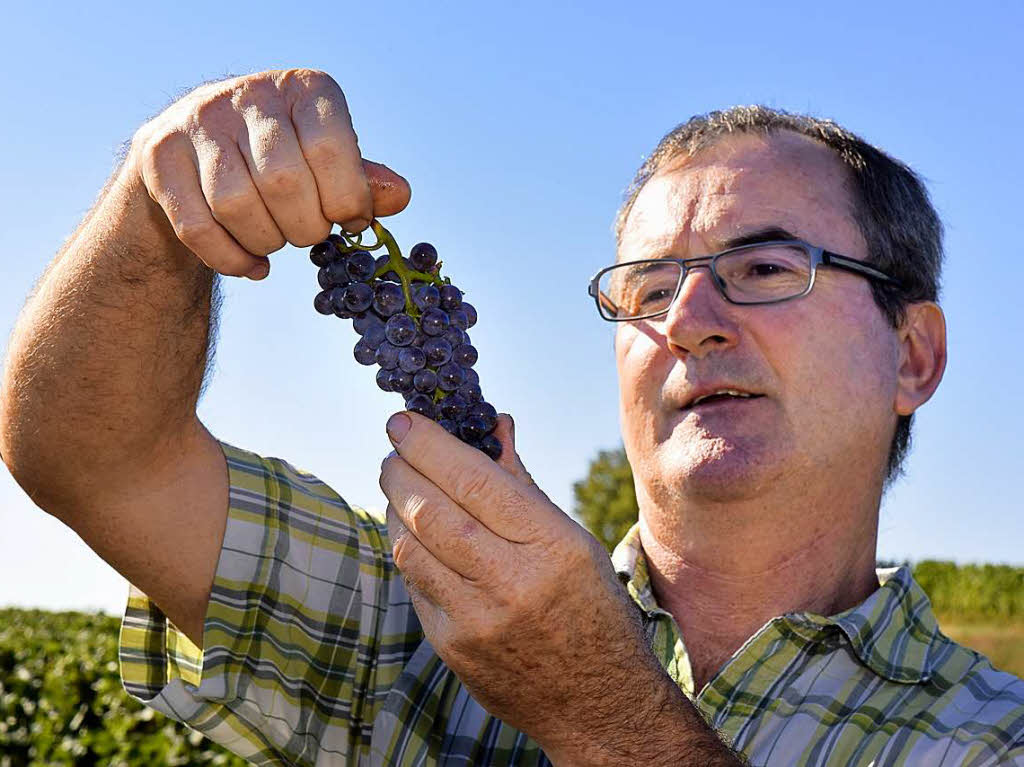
598;243;813;318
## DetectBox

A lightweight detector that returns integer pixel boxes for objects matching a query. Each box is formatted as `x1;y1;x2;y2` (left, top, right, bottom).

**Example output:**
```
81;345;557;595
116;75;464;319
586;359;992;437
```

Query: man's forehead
617;131;863;260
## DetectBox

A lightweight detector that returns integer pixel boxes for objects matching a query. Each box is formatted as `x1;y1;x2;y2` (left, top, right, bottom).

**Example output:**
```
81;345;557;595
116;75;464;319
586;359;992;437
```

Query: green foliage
0;608;248;767
572;446;639;552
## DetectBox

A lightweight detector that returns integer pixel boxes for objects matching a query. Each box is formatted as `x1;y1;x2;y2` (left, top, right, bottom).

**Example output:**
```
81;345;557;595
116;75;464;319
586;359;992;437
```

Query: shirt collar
611;523;946;684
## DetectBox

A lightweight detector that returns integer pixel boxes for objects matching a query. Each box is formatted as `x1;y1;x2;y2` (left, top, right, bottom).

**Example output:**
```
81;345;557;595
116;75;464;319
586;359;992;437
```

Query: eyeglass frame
587;239;905;322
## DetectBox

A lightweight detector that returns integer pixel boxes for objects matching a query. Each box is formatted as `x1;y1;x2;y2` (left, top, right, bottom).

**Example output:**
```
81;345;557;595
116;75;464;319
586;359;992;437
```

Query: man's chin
657;433;783;503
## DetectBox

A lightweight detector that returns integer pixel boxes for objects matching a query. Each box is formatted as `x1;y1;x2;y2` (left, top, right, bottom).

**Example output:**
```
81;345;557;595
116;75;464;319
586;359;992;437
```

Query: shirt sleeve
118;439;419;766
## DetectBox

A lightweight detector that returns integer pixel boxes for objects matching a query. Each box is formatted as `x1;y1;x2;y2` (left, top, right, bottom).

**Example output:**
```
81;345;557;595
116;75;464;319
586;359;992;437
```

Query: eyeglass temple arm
823;251;904;288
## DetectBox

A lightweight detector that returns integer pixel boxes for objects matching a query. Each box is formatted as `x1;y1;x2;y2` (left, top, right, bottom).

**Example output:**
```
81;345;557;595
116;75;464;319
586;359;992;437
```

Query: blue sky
1;1;1021;614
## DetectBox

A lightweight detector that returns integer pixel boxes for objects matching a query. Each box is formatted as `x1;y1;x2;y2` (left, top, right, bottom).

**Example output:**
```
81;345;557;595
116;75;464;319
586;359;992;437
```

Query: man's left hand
378;411;686;763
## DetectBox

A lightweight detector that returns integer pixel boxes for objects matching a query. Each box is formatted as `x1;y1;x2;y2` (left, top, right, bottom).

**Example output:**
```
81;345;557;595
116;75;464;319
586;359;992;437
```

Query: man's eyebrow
719;227;801;250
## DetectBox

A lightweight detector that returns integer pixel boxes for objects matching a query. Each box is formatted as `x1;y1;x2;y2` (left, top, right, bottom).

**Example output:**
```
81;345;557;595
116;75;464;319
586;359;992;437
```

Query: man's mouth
682;389;764;410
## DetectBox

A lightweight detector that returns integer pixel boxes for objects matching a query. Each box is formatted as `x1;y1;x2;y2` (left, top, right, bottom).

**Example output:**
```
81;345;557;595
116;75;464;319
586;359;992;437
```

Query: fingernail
386;413;411;445
343;218;370;233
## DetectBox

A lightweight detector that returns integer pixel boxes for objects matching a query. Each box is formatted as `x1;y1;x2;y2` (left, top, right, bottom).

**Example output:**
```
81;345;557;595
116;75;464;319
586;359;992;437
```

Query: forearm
0;148;217;509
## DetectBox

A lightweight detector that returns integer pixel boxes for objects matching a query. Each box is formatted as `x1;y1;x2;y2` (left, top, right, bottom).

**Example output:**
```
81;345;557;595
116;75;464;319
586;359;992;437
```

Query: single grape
420;307;450;336
438;393;468;420
385;314;417;346
388;369;415;394
413;284;441;310
343;283;374;313
478;433;502;459
423;337;453;366
353;339;377;365
328;286;348;314
314;290;334;315
326;259;350;286
464;367;480;387
443;326;468;348
439;284;463;311
457;382;483;402
452;343;478;368
438;418;460;436
462;302;478;328
449;309;469;330
309;239;339;267
437;362;466;392
362;324;386;350
354;312;384;335
398;346;426;373
375;342;400;370
317;266;332;290
406;392;436;419
373;283;405;317
467;400;498;433
458;416;488;442
413;368;438;393
409;242;438;271
346;250;376;281
376;368;393;392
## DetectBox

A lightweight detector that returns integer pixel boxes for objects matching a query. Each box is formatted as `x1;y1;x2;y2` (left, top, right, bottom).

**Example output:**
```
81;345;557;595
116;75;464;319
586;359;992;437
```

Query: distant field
938;617;1024;679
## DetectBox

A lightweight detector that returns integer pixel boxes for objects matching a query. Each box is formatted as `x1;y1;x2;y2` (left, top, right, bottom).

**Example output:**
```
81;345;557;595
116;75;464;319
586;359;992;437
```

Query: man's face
615;131;901;507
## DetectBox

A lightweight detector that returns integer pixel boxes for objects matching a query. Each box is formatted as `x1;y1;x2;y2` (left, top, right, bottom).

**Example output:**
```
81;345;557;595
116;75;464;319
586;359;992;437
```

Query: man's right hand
127;68;411;280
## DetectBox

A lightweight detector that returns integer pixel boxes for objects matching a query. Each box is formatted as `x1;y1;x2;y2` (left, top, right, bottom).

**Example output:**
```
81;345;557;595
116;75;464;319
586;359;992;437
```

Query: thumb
362;159;412;218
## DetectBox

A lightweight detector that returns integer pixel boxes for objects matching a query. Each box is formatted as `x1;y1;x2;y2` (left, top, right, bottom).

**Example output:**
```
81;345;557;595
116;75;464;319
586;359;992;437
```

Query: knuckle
207;187;252;219
449;464;493;507
404;495;435;539
323;188;370;225
303;136;343;167
391;530;416;571
260;163;304;194
174;215;217;246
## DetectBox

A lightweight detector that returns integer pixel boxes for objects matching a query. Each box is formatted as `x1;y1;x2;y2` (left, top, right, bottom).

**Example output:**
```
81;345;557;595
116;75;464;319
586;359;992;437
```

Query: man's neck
637;488;881;693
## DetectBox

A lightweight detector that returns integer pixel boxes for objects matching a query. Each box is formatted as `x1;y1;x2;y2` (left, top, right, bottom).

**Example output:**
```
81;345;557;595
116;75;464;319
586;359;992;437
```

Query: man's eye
641;288;672;304
749;262;790;277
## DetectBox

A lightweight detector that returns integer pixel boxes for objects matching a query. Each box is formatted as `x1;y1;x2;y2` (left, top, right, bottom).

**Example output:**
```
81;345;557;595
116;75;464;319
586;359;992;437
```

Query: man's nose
661;265;740;359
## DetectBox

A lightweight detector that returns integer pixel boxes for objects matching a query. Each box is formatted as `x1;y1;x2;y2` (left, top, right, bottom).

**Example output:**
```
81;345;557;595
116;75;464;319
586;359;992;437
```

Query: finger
386;503;462;615
379;452;503;580
386;412;549;543
237;104;331;247
287;74;374;231
139;131;265;278
362;159;412;218
193;128;286;256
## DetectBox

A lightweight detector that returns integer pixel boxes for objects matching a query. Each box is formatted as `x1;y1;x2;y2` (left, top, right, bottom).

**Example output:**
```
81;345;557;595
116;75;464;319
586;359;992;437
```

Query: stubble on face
614;131;899;510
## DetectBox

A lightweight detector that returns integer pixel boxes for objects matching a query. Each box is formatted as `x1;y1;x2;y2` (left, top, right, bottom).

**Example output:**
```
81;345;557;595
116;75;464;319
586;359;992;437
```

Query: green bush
0;608;247;767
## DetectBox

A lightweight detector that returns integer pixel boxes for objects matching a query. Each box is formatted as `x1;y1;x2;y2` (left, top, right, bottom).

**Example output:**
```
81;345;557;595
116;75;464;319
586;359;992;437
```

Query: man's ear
894;301;947;416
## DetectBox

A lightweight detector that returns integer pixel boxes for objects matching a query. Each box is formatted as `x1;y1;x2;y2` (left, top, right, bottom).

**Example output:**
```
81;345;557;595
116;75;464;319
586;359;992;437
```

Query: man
0;69;1021;765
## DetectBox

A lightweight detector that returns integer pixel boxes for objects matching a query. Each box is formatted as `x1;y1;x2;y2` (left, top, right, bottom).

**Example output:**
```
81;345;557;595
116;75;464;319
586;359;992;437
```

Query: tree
573;447;639;552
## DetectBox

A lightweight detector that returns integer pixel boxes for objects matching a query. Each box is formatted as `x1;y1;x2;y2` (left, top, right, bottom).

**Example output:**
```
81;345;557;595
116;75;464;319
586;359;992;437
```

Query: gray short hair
615;106;944;488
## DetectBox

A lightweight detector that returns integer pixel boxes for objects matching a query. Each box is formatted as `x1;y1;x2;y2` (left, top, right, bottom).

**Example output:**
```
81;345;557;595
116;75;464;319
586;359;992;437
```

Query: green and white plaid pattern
119;442;1024;765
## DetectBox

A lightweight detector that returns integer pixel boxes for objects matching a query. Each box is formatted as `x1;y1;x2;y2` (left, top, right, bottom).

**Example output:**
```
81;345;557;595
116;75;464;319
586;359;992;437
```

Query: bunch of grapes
310;220;502;460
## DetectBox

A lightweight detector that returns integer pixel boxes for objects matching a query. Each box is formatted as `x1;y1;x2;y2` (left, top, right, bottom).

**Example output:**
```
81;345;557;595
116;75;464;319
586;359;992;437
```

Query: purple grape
346;250;376;281
413;368;438;393
314;290;333;315
375;342;400;370
354;312;383;335
459;416;488;442
467;400;497;433
398;346;426;373
464;367;479;387
413;284;441;310
410;242;438;272
362;324;386;350
437;363;466;392
406;392;435;418
452;344;478;368
317;266;332;290
457;383;482;402
309;239;339;267
439;393;468;420
420;307;450;336
423;337;453;366
343;283;374;313
449;309;469;330
376;368;393;392
373;283;406;317
440;284;463;311
328;286;348;313
462;302;478;328
385;314;417;346
479;433;502;459
438;418;460;436
443;326;468;348
326;259;350;286
388;369;414;394
353;339;377;366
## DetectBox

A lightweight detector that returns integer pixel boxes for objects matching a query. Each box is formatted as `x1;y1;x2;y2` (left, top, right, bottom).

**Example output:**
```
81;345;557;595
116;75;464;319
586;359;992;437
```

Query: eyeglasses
587;239;904;322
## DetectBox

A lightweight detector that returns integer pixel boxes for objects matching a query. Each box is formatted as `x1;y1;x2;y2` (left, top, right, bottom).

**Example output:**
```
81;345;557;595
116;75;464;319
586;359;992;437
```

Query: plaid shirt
119;441;1024;765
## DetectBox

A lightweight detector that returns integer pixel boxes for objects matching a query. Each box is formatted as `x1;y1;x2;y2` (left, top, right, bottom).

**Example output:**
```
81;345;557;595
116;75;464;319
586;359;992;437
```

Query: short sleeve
118;440;418;766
